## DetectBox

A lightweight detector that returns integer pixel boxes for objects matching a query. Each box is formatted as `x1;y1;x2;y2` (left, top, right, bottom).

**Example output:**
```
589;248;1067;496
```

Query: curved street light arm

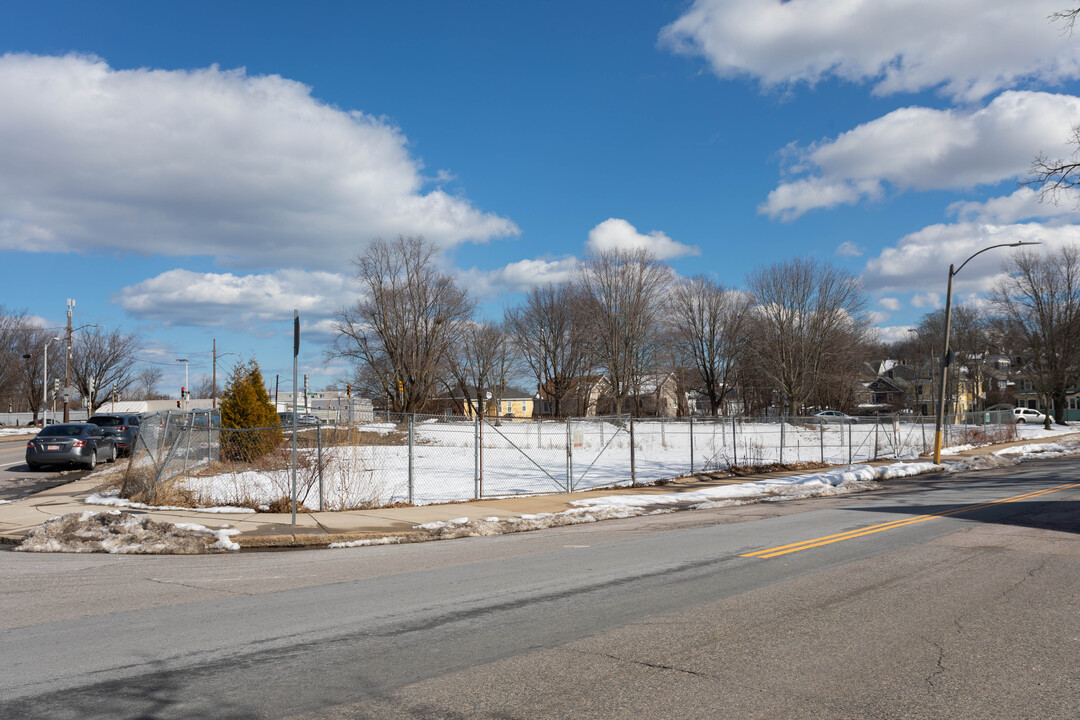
953;241;1041;277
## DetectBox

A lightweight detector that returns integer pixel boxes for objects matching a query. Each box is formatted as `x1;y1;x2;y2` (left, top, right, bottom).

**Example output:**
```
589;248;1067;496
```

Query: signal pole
63;299;74;422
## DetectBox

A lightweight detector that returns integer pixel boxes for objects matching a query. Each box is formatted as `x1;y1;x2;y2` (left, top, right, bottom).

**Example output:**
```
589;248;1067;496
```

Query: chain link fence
121;410;1017;509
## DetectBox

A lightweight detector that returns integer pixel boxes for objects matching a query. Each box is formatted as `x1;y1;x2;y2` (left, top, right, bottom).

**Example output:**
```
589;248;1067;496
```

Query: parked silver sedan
25;423;118;471
807;410;858;424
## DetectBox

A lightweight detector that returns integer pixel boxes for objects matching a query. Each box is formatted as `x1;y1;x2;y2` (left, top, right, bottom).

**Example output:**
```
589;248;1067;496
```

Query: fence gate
475;415;632;497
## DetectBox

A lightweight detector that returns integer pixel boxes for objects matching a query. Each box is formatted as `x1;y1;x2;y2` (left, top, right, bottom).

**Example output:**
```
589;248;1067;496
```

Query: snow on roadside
329;461;941;549
84;488;256;514
15;510;240;554
571;462;940;510
946;436;1080;472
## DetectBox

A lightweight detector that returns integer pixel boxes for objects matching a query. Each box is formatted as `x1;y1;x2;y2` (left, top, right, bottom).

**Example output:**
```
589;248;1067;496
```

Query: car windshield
88;416;122;426
38;425;86;437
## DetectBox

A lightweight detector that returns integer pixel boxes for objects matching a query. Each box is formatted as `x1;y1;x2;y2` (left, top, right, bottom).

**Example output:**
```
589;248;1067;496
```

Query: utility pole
64;299;74;422
212;338;217;410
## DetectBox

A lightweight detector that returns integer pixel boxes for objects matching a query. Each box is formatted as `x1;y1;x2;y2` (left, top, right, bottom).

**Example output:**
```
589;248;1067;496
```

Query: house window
520;401;527;413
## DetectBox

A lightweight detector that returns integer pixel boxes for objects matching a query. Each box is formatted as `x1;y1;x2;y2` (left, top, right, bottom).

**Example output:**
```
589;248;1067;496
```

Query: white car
1013;407;1047;424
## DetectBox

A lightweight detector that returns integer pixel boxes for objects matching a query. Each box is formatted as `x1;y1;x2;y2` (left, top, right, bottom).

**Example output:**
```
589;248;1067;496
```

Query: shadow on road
852;499;1080;535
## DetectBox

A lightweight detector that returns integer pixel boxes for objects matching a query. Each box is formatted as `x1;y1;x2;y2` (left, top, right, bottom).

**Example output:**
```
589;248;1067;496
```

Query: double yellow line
742;481;1080;559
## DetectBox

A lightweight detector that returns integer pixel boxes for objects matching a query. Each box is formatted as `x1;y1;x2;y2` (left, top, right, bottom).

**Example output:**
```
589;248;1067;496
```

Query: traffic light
346;384;351;397
180;386;186;399
176;400;181;408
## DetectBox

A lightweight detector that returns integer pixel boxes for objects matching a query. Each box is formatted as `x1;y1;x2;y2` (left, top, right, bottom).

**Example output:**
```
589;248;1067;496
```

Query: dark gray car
26;423;118;470
86;413;141;457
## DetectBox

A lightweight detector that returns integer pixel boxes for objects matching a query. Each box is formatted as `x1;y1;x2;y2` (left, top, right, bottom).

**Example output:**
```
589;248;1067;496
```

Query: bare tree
576;248;671;417
0;307;34;412
332;235;475;413
1027;7;1080;202
133;366;166;400
10;320;56;421
746;257;871;417
916;305;991;413
505;282;590;417
192;375;222;400
667;276;752;416
445;320;514;416
990;246;1080;427
69;328;140;413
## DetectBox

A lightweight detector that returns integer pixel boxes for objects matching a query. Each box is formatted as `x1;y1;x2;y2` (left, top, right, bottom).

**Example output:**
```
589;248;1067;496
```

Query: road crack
571;648;713;679
923;637;947;689
145;577;243;595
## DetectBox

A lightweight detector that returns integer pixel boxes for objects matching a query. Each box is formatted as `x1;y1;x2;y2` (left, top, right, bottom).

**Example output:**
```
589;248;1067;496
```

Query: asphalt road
0;436;90;501
1;457;1078;719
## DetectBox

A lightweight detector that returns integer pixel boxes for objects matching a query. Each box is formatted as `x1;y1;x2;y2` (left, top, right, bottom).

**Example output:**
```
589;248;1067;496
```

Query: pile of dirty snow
15;510;239;554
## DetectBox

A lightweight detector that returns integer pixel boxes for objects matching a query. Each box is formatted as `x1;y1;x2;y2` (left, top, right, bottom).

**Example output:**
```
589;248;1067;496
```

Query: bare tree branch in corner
1027;7;1080;203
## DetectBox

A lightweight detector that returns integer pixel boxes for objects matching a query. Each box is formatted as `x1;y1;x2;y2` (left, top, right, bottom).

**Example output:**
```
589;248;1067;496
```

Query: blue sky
4;0;1080;395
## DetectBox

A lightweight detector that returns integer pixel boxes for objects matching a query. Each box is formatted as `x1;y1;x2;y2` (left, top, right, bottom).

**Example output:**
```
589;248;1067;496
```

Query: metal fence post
848;421;853;465
689;416;695;475
182;412;194;475
474;413;480;500
565;417;572;492
317;422;324;511
408;413;415;505
921;415;927;454
629;414;636;485
819;423;824;464
732;416;738;467
780;419;785;465
874;421;879;461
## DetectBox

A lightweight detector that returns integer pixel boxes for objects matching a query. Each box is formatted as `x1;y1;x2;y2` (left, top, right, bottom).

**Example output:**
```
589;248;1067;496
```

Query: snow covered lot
120;416;1071;511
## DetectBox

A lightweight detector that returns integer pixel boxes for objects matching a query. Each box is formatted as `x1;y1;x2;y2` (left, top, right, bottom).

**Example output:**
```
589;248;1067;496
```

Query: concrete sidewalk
1;433;1073;549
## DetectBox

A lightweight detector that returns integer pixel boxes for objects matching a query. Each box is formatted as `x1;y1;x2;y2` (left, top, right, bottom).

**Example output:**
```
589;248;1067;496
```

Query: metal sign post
291;310;299;526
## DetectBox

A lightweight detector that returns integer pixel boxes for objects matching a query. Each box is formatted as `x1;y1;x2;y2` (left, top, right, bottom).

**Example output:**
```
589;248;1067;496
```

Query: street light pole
932;241;1039;464
176;358;189;410
64;299;74;422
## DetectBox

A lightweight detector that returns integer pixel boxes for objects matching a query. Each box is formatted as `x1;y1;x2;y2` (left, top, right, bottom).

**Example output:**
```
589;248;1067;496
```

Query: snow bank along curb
15;510;240;554
326;461;942;550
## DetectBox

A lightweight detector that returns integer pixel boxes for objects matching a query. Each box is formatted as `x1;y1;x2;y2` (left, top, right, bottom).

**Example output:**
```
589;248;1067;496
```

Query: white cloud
868;310;891;325
0;54;518;268
585;218;699;260
879;297;901;311
910;293;941;309
835;241;864;257
457;256;580;299
947;187;1080;224
862;220;1080;294
761;92;1080;220
660;0;1080;102
874;325;917;344
117;269;352;328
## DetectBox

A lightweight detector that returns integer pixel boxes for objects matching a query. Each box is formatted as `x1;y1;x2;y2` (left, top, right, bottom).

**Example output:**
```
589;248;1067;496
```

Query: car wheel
84;450;97;470
108;444;117;463
27;462;41;472
1016;418;1026;424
